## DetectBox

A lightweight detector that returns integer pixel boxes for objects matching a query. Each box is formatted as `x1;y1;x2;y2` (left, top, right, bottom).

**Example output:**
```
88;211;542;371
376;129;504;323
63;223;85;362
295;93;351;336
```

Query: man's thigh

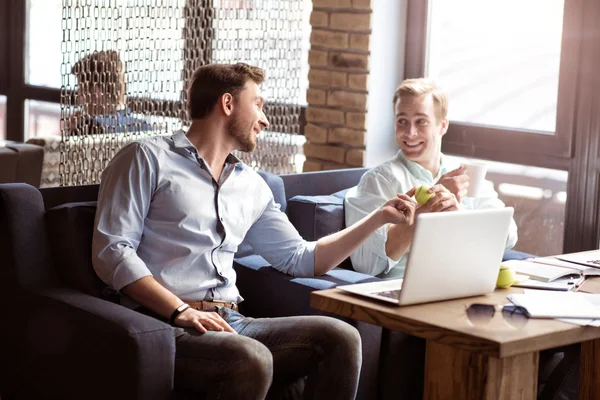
173;323;271;394
226;310;361;380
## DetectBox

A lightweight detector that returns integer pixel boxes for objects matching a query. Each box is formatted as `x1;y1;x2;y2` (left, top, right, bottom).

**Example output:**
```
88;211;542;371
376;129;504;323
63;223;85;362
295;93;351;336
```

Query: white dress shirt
344;151;518;279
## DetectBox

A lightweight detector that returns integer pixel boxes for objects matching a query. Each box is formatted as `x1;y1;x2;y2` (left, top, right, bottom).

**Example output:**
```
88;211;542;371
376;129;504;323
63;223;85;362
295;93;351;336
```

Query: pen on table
572;275;586;292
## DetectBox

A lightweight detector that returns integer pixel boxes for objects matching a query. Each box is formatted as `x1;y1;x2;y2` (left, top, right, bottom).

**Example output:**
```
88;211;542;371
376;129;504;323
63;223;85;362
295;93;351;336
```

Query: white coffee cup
463;162;487;197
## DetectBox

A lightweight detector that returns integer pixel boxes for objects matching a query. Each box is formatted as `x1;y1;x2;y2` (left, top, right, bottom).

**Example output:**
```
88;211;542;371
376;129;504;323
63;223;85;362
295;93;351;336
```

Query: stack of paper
556;250;600;268
508;290;600;320
508;290;600;326
503;259;581;282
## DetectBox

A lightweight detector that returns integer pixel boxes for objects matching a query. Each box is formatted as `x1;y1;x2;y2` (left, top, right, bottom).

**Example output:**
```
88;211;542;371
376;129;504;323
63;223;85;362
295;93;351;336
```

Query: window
26;0;62;88
211;0;312;106
4;0;310;147
402;0;600;255
449;156;567;255
26;100;61;139
427;0;565;133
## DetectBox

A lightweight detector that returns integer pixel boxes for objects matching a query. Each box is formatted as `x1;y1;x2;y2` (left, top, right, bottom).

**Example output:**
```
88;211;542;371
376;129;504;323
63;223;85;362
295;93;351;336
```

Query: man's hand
436;166;469;203
418;184;461;212
175;308;237;334
379;191;416;226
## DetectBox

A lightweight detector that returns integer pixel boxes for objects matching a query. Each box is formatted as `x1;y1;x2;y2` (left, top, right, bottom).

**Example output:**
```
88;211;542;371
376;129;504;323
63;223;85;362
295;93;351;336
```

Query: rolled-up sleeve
92;142;157;291
344;172;400;276
244;197;316;278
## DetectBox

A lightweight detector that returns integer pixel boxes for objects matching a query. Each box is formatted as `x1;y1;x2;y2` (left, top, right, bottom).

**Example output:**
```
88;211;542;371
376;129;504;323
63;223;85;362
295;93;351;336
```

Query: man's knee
231;337;274;382
314;317;362;362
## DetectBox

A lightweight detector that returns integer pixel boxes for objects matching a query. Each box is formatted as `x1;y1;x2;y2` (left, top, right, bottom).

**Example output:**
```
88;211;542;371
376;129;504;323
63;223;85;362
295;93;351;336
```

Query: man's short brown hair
187;63;265;120
393;78;448;122
72;50;125;105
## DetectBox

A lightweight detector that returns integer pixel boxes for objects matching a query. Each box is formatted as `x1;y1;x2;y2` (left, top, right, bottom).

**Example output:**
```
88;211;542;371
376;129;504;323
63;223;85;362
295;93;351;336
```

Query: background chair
0;141;44;186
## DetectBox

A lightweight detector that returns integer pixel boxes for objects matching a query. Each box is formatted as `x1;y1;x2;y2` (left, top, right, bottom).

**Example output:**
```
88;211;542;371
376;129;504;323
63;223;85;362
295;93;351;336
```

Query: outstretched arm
314;194;416;276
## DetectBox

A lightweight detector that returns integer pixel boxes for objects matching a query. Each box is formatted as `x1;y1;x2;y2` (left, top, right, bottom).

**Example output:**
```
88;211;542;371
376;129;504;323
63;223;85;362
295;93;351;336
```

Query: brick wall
303;0;371;172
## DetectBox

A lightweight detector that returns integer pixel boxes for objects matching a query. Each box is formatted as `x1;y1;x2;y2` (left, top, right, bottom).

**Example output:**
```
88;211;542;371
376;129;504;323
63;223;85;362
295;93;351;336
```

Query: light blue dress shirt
92;131;316;303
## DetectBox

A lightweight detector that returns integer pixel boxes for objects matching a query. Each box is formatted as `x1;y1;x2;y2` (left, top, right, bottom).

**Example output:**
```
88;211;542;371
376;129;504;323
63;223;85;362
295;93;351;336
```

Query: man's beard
228;115;256;153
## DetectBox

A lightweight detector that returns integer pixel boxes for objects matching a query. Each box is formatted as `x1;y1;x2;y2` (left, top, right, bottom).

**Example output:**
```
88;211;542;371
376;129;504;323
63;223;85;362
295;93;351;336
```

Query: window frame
405;0;577;171
0;0;8;94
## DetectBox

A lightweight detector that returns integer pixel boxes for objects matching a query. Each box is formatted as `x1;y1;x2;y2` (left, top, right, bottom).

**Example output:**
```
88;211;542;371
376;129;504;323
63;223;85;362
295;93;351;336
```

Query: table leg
579;339;600;399
424;340;538;400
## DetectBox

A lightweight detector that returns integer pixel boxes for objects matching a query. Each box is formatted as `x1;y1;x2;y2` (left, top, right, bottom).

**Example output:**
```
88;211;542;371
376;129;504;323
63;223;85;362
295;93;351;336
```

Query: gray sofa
0;168;384;400
0;168;530;399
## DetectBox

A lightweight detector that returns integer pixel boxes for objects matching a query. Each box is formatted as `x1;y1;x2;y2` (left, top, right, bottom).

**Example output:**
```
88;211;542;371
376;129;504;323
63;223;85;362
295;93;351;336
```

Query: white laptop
338;207;514;306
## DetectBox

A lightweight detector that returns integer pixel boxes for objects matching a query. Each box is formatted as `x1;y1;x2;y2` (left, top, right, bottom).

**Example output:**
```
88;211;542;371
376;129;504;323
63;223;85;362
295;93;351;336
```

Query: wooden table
311;284;600;400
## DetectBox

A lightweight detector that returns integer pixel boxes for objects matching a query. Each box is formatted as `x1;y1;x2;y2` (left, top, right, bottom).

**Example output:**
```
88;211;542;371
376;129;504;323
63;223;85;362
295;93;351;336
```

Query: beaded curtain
60;0;308;185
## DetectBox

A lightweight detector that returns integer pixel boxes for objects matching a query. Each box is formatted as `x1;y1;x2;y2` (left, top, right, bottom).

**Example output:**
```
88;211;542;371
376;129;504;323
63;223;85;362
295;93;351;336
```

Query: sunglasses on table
466;303;529;328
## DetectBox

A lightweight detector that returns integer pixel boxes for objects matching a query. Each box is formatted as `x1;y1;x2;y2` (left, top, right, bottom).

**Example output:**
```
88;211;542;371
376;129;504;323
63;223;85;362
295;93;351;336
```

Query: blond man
345;78;518;279
345;79;581;400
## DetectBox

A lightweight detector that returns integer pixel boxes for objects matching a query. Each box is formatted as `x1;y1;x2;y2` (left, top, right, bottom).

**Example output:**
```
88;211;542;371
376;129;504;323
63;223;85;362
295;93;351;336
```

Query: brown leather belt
185;300;238;312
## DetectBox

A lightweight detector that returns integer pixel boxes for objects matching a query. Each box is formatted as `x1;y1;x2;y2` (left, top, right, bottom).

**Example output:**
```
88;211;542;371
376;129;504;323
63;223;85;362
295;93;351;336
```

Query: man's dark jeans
173;307;362;399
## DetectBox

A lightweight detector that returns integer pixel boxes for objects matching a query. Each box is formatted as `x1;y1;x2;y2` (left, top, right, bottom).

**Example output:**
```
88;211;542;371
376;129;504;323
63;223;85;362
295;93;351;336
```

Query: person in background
92;62;418;399
70;50;150;134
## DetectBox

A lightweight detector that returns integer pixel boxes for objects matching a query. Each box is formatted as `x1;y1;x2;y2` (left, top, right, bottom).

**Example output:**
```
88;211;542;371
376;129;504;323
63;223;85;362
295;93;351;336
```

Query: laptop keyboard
371;289;402;301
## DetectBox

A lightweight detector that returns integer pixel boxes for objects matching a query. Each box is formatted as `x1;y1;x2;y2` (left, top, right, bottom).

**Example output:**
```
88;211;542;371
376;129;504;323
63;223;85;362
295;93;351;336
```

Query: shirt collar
394;150;449;182
171;130;243;170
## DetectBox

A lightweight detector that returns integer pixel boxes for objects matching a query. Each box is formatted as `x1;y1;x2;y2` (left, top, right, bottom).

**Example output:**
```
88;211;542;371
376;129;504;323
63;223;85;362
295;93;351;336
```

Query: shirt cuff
371;225;402;274
112;253;153;291
294;240;318;278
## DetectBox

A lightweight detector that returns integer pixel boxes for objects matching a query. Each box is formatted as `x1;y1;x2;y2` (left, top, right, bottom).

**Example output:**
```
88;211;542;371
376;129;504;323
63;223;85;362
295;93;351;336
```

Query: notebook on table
508;291;600;319
507;256;600;291
503;259;588;283
556;250;600;269
338;207;514;306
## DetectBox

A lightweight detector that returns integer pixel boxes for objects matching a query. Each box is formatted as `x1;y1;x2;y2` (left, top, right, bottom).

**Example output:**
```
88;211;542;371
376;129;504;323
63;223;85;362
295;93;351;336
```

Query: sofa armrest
1;288;175;400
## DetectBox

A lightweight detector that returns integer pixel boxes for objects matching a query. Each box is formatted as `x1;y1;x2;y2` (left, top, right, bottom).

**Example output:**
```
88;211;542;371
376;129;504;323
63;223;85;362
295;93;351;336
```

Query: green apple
496;264;517;288
415;185;434;205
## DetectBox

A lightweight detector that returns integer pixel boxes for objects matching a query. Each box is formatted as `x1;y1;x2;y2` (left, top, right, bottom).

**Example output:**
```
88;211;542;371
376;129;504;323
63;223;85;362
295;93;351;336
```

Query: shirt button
220;217;223;222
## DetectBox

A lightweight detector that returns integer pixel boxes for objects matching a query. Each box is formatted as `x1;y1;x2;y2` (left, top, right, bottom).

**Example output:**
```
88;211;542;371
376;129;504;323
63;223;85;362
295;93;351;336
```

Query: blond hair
393;78;448;122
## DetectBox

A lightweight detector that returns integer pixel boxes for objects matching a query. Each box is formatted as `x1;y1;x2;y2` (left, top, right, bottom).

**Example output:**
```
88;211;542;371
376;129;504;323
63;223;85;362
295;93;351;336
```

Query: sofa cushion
286;188;349;242
45;201;106;298
234;255;378;317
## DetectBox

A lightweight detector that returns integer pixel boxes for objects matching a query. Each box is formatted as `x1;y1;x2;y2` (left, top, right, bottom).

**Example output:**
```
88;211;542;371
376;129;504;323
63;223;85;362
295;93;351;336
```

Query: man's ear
440;118;449;136
221;93;234;116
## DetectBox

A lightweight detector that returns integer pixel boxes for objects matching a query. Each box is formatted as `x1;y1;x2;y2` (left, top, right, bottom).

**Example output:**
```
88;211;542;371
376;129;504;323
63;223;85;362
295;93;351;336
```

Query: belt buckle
211;299;237;311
